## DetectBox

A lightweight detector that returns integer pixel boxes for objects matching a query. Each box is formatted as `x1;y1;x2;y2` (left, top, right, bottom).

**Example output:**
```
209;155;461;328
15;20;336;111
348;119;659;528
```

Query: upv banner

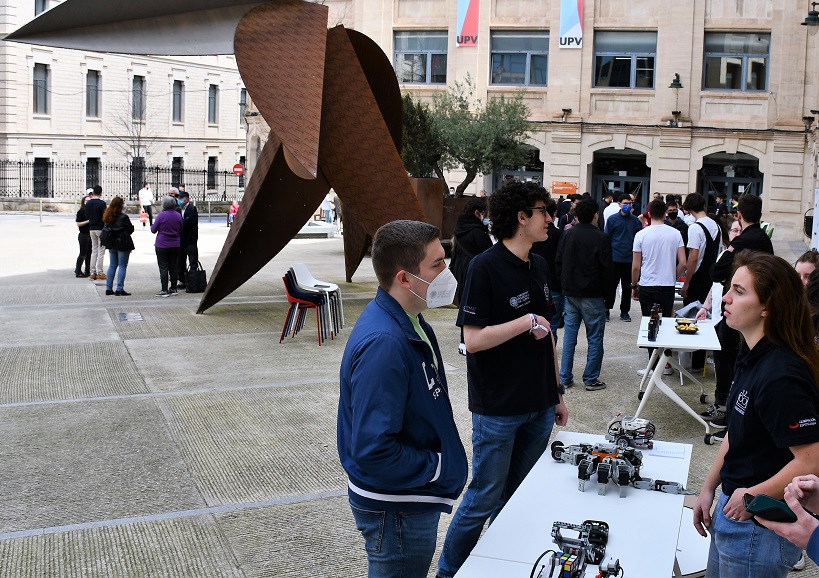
559;0;583;49
456;0;479;47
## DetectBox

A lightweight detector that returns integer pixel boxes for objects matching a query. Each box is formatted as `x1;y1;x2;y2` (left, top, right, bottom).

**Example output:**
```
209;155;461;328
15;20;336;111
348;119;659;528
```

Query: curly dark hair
462;197;488;216
488;181;550;240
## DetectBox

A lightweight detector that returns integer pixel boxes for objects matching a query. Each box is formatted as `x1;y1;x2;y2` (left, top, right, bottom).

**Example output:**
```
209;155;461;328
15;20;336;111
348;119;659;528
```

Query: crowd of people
337;180;819;578
72;183;202;297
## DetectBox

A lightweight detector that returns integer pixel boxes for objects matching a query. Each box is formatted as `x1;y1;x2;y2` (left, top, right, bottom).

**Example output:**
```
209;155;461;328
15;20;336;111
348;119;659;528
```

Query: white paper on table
649;441;686;459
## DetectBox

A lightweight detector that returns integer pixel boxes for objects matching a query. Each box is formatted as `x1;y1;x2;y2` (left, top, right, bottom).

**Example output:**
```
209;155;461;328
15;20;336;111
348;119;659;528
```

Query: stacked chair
279;264;344;346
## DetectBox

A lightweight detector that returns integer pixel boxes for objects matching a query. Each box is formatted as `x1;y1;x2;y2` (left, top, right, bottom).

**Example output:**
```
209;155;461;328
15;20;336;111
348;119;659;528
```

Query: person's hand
693;488;715;536
530;314;551;341
757;489;819;550
789;474;819;513
631;287;639;301
695;307;708;321
554;398;569;427
724;488;753;522
680;283;689;299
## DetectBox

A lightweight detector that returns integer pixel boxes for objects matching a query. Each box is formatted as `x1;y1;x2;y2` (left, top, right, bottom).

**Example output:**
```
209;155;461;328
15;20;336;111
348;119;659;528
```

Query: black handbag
186;261;207;293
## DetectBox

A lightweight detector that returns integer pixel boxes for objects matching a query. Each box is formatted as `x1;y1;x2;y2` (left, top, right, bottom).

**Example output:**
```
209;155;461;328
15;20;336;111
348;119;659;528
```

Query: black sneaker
709;414;728;428
620;312;631;322
155;290;170;298
700;404;726;419
105;289;115;295
585;380;607;391
168;289;178;296
605;310;610;322
561;379;575;389
114;290;131;296
713;429;726;443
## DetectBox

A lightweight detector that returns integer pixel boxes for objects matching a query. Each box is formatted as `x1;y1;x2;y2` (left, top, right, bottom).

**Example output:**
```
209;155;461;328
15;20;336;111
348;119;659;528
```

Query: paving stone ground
0;212;814;577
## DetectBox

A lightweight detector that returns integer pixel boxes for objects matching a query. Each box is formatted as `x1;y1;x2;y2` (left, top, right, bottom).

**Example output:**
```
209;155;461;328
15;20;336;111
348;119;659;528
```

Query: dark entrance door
592;149;651;210
697;152;763;212
492;146;545;191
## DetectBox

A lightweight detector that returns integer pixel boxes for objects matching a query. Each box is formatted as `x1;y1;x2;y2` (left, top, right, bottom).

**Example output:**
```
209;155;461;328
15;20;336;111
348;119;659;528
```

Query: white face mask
407;268;458;308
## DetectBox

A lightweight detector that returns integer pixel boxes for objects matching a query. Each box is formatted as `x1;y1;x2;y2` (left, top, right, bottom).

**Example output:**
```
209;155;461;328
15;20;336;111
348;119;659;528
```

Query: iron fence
0;160;246;202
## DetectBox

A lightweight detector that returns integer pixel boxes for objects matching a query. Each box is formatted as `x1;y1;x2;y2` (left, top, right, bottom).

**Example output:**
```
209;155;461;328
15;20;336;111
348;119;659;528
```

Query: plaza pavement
0;211;814;577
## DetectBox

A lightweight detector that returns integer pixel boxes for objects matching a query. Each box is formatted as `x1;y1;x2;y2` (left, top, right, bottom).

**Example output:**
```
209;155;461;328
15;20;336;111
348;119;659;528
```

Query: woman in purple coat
151;194;183;297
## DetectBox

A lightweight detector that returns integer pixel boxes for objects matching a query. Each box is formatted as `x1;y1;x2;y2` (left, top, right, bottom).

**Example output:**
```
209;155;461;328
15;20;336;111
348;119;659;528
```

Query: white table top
456;431;695;577
636;316;721;352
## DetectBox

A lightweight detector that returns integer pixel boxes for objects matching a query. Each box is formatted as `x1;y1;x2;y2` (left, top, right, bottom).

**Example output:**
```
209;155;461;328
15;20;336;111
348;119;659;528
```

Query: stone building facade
243;0;819;237
0;0;247;198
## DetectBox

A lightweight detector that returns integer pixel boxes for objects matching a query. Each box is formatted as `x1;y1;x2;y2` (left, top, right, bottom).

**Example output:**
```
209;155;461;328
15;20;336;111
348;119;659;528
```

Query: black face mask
667;211;678;220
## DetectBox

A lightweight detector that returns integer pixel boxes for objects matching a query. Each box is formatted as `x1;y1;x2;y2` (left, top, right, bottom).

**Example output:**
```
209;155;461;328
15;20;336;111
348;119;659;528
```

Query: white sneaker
637;368;653;376
458;343;467;356
793;552;806;571
663;363;673;375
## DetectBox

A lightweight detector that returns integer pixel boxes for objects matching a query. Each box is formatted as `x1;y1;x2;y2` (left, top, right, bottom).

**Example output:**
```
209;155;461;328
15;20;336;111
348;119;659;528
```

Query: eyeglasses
730;227;742;234
527;206;548;216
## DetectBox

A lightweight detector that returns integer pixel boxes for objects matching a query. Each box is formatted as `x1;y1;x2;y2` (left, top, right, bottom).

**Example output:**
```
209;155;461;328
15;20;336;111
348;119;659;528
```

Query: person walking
74;191;91;277
138;182;154;226
102;196;135;296
693;252;819;578
436;181;568;578
176;190;199;289
605;193;642;322
338;220;467;578
556;197;611;391
85;185;107;280
151;193;183;297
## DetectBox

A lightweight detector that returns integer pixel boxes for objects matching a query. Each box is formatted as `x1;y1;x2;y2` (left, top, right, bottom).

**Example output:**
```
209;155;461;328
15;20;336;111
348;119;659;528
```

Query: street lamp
669;74;683;127
803;2;819;28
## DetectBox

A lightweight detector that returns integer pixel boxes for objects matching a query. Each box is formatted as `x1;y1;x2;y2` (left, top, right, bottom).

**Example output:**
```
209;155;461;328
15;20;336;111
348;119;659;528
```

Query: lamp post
669;73;683;127
803;2;819;27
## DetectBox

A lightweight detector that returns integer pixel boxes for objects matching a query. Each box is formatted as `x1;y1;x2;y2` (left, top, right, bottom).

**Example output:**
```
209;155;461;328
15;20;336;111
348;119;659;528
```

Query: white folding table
634;317;722;444
455;431;707;578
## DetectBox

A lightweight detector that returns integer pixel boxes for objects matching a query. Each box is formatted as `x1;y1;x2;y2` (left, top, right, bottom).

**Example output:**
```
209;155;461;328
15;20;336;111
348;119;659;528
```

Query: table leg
634;352;713;435
638;347;662;395
666;354;707;400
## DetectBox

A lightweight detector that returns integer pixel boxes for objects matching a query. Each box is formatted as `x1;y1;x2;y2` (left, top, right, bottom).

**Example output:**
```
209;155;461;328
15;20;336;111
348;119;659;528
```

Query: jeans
156;246;180;291
106;251;130;292
177;242;199;285
89;229;105;275
706;492;800;578
550;291;565;346
350;499;440;578
325;209;333;223
437;406;556;578
560;296;606;385
75;233;91;275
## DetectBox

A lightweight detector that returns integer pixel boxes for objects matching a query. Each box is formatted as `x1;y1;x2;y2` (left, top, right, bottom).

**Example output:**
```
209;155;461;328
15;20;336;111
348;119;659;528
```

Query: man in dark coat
176;190;199;288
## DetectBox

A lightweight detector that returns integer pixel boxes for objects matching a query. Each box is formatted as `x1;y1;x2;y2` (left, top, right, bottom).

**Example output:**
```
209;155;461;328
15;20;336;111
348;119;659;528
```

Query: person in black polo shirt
437;181;569;578
693;252;819;578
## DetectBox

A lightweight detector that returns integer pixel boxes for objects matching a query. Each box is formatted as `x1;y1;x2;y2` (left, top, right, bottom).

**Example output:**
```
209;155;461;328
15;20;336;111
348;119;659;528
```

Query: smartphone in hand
743;493;798;523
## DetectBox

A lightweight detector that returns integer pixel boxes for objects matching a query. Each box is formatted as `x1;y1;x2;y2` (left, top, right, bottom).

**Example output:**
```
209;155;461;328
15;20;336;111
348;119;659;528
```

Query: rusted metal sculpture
6;0;427;313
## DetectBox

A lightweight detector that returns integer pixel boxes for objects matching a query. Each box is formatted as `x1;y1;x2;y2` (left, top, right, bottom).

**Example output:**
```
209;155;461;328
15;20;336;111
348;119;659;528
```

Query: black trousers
142;204;153;226
75;233;91;274
683;275;711;370
606;261;632;313
178;242;199;285
638;285;676;358
156;246;180;291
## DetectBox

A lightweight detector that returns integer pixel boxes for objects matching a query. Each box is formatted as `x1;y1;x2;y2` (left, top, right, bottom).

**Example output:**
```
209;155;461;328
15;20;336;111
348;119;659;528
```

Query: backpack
100;224;115;249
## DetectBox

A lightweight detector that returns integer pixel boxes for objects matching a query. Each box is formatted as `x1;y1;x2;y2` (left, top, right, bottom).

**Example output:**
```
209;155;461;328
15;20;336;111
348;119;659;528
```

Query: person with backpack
101;196;135;296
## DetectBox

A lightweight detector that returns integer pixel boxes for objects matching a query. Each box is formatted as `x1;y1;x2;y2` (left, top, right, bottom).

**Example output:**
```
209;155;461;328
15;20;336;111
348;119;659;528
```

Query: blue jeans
550;291;565;346
706;492;801;578
437;407;556;577
106;250;130;292
349;499;440;578
560;296;605;385
325;209;333;223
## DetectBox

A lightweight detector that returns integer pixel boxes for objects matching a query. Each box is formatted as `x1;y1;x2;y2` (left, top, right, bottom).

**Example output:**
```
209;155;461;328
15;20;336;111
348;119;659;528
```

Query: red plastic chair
280;275;323;345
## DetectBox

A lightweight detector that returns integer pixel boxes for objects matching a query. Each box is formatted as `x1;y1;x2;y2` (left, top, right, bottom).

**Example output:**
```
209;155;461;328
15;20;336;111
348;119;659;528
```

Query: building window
238;155;246;188
703;32;770;92
207;156;218;188
86;70;100;118
239;88;247;125
171;156;184;187
132;75;146;121
208;84;219;124
86;158;100;189
33;63;49;115
394;31;447;84
35;0;47;15
172;80;184;123
593;31;657;89
490;31;548;86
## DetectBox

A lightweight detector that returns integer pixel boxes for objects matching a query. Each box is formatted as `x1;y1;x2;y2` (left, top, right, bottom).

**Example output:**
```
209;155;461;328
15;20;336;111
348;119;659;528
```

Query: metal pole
39;198;42;222
812;132;819;250
208;200;211;222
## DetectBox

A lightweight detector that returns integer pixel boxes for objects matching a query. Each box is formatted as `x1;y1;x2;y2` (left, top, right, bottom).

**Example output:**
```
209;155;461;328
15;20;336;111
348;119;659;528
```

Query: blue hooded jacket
337;288;468;512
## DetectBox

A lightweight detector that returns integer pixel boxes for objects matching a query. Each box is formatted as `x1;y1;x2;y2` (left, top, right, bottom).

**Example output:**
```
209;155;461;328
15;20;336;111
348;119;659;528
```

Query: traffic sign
233;163;244;176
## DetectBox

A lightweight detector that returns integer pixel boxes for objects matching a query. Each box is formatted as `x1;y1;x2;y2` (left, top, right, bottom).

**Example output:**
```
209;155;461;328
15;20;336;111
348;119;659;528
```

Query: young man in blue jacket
338;220;467;578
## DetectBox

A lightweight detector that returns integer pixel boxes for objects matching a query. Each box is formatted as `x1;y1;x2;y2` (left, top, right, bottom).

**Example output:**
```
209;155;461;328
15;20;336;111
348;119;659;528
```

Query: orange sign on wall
551;182;578;197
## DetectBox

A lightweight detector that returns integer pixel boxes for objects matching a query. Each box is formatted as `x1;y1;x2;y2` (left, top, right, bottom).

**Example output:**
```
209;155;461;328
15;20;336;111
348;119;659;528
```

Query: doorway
592;148;651;209
697;152;763;212
492;146;545;191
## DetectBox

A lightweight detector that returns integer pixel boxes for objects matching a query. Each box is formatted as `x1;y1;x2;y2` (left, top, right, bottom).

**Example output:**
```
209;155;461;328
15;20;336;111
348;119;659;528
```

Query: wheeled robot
605;415;656;449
